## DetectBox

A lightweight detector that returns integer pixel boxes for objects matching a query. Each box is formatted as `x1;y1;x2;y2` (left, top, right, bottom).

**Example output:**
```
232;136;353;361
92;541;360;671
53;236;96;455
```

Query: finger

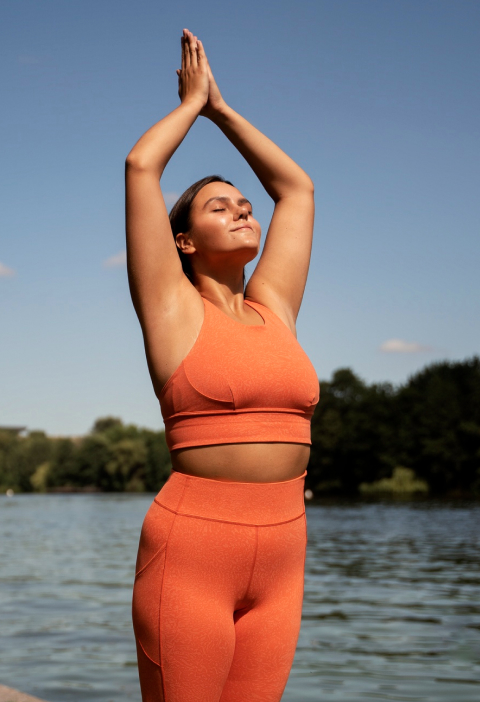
188;31;197;68
197;38;206;65
188;29;197;46
181;33;186;68
183;35;190;69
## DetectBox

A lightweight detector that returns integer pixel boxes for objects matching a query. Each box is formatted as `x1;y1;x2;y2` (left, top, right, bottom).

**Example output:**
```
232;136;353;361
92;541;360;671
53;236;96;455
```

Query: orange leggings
132;469;307;702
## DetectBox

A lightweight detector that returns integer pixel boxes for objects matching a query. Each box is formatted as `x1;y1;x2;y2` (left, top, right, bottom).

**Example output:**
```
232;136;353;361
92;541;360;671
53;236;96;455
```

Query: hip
134;467;308;585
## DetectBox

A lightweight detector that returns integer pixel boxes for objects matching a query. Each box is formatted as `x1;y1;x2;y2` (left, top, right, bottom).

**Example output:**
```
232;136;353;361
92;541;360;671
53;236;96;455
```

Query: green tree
104;438;147;491
143;430;172;491
308;369;397;493
395;357;480;494
89;417;172;491
91;416;124;434
4;431;52;492
73;434;111;488
0;430;21;491
47;438;80;488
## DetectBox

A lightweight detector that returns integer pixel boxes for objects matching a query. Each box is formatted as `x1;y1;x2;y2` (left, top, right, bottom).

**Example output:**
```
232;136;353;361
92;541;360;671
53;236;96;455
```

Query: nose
234;204;249;220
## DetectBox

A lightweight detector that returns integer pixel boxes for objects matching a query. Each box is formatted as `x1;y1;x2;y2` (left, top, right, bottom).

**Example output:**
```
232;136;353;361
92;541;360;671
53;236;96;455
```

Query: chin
243;246;260;264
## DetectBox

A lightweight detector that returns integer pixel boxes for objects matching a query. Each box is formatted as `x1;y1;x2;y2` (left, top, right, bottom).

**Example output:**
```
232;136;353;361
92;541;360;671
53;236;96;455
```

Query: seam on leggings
137;637;162;668
153;499;305;528
134;543;167;579
158;476;188;701
244;526;258;601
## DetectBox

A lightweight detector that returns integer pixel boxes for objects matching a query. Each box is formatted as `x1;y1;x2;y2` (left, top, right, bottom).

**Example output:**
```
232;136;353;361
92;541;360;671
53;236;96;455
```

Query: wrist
207;101;233;124
179;97;205;115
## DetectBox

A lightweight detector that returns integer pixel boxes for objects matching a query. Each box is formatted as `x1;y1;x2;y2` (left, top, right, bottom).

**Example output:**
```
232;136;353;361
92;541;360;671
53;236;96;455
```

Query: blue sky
1;0;479;435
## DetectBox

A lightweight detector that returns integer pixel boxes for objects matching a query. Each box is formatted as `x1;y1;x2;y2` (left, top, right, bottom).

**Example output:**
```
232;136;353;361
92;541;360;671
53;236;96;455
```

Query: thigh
219;515;307;702
132;504;256;702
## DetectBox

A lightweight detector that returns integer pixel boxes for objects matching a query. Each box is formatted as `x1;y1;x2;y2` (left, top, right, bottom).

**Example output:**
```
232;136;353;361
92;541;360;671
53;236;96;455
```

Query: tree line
308;357;480;496
1;357;479;497
0;418;171;494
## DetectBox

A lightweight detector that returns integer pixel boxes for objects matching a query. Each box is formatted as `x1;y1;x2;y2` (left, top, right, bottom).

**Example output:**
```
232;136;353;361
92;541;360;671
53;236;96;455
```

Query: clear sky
1;0;479;436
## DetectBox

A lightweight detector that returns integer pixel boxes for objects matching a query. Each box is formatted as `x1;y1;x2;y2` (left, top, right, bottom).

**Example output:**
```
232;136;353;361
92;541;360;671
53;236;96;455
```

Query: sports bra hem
164;407;315;421
169;437;313;451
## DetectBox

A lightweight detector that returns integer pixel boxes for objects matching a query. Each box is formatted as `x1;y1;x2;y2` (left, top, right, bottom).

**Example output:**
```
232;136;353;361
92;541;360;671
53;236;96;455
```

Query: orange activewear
159;296;320;451
133;296;320;702
132;469;307;702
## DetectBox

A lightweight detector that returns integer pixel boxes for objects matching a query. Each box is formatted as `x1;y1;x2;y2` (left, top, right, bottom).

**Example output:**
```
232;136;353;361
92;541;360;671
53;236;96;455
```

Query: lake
1;493;479;701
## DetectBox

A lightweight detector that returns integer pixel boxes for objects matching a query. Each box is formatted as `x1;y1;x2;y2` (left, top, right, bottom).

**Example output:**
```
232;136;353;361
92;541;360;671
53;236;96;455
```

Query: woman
127;29;319;702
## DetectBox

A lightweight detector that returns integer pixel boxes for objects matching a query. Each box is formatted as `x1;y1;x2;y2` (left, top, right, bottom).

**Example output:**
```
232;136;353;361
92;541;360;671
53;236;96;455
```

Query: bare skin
125;29;315;482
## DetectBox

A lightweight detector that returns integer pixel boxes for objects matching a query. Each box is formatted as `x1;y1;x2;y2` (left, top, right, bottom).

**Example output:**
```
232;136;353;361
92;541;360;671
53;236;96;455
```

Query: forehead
192;181;249;210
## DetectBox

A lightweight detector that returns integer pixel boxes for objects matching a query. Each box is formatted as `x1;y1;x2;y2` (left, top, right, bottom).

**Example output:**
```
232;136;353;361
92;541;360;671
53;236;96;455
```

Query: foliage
359;467;429;494
307;357;480;497
0;430;52;492
308;369;398;494
0;420;171;494
394;357;480;495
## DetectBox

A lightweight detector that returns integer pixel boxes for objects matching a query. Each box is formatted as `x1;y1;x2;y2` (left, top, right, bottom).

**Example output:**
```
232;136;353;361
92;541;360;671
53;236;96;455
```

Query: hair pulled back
169;175;234;282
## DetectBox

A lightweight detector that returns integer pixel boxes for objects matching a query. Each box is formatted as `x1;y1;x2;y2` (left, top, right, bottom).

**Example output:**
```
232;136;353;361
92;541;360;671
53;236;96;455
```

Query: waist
155;469;307;526
171;442;310;482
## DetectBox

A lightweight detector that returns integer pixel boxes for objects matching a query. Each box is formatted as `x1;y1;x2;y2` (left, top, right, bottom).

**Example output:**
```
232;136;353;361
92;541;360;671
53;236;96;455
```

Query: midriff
171;442;310;482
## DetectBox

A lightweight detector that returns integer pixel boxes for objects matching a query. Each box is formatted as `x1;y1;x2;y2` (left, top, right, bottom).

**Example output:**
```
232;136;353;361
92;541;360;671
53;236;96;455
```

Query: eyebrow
202;196;252;210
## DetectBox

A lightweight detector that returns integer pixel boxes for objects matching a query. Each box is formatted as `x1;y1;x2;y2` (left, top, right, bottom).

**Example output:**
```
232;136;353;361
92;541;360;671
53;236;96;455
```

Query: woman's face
178;181;262;266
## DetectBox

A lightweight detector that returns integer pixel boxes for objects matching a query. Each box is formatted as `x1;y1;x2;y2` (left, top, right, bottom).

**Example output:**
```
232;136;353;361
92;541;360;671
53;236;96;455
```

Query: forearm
209;104;313;202
126;99;202;177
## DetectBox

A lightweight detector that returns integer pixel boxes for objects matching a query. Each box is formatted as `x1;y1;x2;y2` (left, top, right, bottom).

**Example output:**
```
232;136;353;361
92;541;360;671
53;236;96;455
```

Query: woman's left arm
202;58;314;327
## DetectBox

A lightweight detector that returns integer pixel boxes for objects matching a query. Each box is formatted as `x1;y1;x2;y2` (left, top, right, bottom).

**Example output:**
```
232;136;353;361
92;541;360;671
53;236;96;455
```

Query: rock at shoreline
0;684;49;702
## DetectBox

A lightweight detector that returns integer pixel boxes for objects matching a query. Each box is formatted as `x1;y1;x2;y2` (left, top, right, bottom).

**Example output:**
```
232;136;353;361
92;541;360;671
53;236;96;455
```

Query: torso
143;282;310;483
171;442;310;482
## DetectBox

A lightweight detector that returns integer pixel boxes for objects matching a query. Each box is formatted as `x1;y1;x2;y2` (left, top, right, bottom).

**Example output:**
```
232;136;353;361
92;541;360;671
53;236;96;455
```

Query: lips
231;225;253;232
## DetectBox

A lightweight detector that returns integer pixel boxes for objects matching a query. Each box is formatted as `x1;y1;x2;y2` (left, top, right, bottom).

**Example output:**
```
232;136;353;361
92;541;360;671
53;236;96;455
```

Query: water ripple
0;494;479;701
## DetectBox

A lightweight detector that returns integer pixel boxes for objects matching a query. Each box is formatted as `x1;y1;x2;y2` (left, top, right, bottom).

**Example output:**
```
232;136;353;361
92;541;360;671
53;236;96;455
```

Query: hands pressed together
176;28;225;119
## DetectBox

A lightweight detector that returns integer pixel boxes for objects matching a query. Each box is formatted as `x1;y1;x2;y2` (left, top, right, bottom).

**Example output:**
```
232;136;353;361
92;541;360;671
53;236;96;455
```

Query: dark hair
169;175;235;283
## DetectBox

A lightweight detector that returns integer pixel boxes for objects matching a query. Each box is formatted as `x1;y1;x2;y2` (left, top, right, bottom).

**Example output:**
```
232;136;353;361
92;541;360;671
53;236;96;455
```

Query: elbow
286;175;314;201
125;150;158;174
286;172;315;198
299;173;315;195
273;175;314;203
125;151;147;172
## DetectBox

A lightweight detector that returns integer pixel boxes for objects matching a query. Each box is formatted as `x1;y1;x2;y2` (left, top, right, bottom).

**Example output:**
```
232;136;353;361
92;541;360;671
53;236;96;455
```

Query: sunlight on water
1;494;479;701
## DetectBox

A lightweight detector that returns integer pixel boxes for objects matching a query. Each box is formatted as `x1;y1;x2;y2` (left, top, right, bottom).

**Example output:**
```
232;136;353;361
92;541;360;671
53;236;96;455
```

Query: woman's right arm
125;31;207;326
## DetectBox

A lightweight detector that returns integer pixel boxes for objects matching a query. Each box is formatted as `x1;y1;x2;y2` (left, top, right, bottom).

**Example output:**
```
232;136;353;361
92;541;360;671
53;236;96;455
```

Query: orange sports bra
158;296;320;451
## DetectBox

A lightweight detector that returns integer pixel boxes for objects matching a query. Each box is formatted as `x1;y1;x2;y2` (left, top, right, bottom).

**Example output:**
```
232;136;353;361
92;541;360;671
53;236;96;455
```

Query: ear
175;232;196;255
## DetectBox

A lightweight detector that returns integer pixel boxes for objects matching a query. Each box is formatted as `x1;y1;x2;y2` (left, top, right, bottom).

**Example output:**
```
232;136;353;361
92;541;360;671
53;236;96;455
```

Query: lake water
1;493;479;701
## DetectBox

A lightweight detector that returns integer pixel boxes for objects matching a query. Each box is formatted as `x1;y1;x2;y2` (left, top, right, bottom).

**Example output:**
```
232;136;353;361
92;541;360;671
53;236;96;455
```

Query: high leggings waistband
155;469;307;526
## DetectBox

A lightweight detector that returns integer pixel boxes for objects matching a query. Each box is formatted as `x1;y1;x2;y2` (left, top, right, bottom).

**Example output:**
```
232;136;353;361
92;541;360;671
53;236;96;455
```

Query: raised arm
125;31;208;326
200;47;315;326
